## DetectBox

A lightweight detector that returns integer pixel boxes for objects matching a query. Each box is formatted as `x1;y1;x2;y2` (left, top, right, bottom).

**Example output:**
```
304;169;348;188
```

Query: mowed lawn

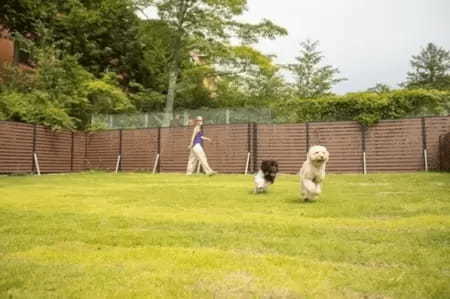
0;172;449;298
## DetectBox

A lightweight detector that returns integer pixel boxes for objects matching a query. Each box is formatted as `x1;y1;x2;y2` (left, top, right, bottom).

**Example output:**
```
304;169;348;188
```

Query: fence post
120;129;123;171
32;124;37;174
252;123;258;173
361;125;367;174
421;117;428;171
109;115;113;128
244;123;252;174
157;127;161;173
115;129;123;173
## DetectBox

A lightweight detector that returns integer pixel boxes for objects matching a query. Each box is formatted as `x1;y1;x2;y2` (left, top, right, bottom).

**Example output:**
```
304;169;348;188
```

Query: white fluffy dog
299;145;329;202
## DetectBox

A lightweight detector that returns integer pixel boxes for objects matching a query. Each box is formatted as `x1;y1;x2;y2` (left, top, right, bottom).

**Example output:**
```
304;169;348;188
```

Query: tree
138;0;287;125
367;83;391;93
403;43;450;90
287;39;346;99
215;46;290;107
1;0;152;86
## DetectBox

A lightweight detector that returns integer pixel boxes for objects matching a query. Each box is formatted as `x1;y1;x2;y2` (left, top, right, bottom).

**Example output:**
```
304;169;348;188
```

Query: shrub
0;91;74;129
273;89;450;126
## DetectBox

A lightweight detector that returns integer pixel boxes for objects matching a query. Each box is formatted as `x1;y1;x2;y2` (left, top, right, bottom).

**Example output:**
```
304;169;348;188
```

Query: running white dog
299;145;329;201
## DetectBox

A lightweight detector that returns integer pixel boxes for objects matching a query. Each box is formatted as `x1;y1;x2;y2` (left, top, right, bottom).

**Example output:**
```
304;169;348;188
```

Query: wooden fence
1;116;449;174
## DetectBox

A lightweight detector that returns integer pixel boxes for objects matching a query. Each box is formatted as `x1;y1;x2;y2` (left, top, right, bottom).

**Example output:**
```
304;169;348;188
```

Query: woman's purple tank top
193;131;203;145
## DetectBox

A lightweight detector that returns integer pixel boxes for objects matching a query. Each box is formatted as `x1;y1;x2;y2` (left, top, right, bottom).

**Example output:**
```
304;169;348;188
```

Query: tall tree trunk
162;60;180;127
162;0;189;127
162;28;183;127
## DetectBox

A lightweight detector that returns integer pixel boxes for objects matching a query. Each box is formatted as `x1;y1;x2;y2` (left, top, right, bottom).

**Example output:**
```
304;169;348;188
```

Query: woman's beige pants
186;144;214;175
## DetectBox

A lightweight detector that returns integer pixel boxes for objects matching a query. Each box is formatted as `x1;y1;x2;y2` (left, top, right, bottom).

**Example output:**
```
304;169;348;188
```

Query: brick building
0;26;32;71
0;27;15;67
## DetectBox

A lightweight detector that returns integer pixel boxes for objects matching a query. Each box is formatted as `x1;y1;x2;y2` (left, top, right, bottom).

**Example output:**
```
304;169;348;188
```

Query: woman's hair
193;121;203;131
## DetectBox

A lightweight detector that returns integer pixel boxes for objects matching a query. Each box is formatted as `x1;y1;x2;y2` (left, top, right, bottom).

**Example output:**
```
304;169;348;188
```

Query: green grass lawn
0;172;449;298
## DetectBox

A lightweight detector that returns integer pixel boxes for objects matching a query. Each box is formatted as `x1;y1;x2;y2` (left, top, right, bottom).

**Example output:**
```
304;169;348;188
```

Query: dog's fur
299;145;329;201
254;160;279;193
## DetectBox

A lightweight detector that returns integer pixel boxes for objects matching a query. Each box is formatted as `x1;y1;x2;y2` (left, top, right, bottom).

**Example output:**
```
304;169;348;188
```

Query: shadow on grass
284;197;319;205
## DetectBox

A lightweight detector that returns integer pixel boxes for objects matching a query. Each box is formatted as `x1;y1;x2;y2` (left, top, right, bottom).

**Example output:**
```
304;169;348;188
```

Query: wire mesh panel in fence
91;108;274;129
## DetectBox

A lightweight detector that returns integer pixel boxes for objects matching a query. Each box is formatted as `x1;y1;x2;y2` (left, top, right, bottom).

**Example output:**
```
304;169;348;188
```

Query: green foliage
403;43;450;91
0;0;59;34
0;91;74;128
366;83;391;94
287;39;346;99
1;0;145;81
137;20;174;92
128;82;167;112
274;89;450;126
215;72;289;108
1;0;175;108
0;41;133;129
214;45;290;107
141;0;287;123
1;0;289;126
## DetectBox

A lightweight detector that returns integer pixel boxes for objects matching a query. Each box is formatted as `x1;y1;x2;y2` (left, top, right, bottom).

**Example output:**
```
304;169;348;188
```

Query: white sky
243;0;450;93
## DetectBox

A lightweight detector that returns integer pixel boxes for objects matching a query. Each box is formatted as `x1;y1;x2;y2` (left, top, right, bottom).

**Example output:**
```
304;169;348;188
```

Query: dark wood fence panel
121;129;158;171
203;124;248;173
425;117;450;170
34;126;72;173
1;116;449;174
160;127;191;172
257;124;307;174
86;131;120;170
366;119;424;172
0;121;34;173
309;121;364;173
72;132;87;172
440;132;450;172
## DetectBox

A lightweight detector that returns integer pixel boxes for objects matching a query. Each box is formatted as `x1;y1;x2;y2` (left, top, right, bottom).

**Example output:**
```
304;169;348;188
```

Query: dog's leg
300;184;307;201
303;179;316;194
315;183;322;199
306;189;316;201
302;179;319;201
254;185;266;194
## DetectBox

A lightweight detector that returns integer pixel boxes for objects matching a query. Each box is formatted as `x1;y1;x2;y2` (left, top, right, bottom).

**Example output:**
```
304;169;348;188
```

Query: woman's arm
188;126;199;148
201;136;212;142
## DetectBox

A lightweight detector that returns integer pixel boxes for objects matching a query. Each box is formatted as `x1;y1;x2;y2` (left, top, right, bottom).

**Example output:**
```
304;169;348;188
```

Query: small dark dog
254;160;279;193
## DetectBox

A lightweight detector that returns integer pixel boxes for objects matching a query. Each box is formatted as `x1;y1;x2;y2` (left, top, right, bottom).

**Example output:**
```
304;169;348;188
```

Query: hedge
273;89;450;126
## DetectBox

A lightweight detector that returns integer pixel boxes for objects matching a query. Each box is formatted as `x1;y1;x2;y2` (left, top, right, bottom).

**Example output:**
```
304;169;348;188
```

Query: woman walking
186;116;216;175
